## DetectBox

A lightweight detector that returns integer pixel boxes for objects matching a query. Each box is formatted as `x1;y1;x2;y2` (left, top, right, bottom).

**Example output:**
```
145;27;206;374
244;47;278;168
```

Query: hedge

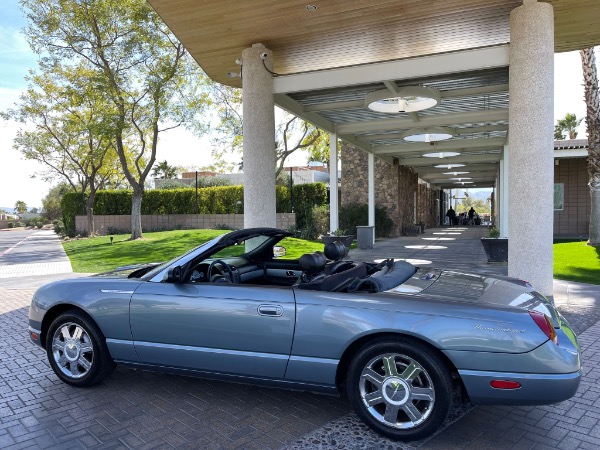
61;182;326;235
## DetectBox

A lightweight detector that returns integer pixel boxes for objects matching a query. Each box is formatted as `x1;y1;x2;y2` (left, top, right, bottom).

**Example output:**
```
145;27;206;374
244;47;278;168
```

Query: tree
14;201;27;214
554;113;583;140
42;183;72;222
22;0;210;239
4;62;120;234
207;83;327;175
152;160;178;179
275;114;324;176
580;47;600;246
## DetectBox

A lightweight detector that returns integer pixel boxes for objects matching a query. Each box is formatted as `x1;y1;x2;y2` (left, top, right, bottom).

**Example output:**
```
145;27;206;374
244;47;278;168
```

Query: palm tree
554;113;583;140
580;47;600;246
151;160;178;179
14;200;27;214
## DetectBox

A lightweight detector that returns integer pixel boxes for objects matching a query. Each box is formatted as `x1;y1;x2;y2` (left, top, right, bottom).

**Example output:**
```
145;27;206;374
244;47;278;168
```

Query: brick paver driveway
0;289;350;449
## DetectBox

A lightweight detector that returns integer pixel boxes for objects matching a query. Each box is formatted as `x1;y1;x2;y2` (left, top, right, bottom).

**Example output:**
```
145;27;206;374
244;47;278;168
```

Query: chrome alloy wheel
51;322;94;379
359;353;435;429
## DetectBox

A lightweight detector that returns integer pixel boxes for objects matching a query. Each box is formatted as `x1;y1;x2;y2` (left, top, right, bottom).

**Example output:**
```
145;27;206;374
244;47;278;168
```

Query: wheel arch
40;304;96;348
335;332;462;393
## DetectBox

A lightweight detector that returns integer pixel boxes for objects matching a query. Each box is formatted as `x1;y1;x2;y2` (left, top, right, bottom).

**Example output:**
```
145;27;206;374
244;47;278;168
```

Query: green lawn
554;240;600;285
63;229;325;273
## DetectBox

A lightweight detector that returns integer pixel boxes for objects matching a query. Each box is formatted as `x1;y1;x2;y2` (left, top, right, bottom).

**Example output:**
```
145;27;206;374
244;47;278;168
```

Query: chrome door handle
257;305;283;317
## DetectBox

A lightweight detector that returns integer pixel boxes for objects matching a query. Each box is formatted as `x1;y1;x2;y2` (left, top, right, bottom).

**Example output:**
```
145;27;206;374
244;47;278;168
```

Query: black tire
346;339;453;441
46;310;116;387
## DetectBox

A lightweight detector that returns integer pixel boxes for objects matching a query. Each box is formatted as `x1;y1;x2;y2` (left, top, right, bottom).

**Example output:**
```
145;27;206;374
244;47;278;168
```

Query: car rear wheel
346;339;453;441
46;310;115;387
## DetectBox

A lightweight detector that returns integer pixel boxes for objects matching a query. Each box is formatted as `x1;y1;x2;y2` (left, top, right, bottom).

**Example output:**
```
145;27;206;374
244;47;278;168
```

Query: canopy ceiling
148;0;600;189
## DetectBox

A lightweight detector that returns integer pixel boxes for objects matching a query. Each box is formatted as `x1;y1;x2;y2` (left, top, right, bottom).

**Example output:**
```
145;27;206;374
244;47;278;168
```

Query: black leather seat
323;241;352;275
298;252;327;282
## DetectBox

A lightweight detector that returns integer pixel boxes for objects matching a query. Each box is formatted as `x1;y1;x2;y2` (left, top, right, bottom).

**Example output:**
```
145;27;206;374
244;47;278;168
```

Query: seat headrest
299;252;327;275
324;241;347;261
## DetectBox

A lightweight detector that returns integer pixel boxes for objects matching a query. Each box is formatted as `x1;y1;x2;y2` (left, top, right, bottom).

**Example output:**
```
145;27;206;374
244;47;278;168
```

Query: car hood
420;270;559;326
92;263;162;279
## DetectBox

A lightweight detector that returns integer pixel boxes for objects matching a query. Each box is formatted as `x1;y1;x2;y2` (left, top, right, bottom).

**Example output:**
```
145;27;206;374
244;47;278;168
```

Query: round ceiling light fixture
365;86;441;113
449;177;472;180
403;126;455;142
454;181;474;184
435;163;465;169
422;151;461;158
442;171;469;175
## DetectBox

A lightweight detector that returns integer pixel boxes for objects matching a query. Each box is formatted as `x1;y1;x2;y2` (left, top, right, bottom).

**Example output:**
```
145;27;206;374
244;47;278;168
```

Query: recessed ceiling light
422;151;461;158
454;181;474;184
435;163;465;169
403;126;455;142
365;86;441;113
306;5;317;11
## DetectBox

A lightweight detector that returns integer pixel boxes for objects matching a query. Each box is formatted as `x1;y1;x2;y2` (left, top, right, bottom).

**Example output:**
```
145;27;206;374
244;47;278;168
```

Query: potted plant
321;228;354;248
480;226;508;262
405;224;420;236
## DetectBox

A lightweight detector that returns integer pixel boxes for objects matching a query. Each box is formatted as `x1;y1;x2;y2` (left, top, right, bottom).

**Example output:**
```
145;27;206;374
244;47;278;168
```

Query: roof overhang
147;0;599;190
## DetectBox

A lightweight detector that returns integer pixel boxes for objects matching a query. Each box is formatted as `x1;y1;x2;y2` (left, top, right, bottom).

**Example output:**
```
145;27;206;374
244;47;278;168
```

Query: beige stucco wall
76;213;296;236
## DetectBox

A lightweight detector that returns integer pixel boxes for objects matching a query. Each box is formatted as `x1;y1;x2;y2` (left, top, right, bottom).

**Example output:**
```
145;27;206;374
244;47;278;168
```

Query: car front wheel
346;339;453;441
46;310;115;387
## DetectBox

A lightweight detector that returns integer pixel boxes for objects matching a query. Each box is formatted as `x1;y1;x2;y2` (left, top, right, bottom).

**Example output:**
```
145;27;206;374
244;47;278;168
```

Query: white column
499;146;509;238
242;43;276;228
508;0;554;295
329;133;339;232
368;152;375;244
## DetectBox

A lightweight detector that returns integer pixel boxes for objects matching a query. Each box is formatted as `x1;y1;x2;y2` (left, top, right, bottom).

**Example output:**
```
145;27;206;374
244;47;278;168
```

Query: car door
130;281;295;379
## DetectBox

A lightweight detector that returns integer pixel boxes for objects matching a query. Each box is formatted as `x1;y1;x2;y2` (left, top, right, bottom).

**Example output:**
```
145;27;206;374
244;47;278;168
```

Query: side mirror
273;246;286;258
163;266;183;283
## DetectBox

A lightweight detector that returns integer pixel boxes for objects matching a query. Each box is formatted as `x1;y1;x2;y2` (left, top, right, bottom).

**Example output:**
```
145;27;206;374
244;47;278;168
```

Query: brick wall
76;213;296;235
554;158;590;237
341;143;422;236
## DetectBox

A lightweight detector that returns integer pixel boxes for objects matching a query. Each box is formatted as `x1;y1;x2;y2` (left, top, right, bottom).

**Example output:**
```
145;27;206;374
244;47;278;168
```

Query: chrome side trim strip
133;340;289;360
100;289;135;294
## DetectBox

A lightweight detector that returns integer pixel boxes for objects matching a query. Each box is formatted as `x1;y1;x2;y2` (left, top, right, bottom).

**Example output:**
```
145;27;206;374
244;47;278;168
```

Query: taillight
529;310;558;345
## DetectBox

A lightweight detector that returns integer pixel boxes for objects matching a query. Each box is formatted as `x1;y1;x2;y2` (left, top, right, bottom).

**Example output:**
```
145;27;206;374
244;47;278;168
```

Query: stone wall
341;143;420;236
417;183;440;228
76;213;296;236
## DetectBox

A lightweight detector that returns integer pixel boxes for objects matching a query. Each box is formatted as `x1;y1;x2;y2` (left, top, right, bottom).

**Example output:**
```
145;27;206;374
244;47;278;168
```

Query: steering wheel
207;259;236;283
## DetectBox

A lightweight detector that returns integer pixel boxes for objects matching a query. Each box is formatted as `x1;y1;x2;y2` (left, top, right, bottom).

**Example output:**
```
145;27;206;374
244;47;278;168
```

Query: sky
0;0;596;210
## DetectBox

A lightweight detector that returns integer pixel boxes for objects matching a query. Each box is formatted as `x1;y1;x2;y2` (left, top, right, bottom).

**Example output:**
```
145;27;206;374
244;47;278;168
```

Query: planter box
322;235;354;248
481;238;508;262
405;225;420;237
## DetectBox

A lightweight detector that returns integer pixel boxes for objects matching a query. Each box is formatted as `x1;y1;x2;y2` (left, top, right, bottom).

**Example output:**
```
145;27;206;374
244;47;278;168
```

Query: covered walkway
349;225;508;278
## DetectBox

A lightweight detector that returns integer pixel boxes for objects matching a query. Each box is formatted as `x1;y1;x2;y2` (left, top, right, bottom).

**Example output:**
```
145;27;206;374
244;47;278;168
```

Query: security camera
260;52;268;60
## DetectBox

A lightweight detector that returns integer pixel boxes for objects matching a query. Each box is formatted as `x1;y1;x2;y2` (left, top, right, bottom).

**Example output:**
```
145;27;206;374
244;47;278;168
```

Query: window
554;183;564;211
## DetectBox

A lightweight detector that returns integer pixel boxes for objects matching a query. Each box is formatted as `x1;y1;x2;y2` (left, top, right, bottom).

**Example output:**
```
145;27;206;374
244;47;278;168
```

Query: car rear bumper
459;368;582;405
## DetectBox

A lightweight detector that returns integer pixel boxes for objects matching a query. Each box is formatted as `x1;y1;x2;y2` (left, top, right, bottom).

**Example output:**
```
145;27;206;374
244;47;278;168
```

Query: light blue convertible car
28;228;581;440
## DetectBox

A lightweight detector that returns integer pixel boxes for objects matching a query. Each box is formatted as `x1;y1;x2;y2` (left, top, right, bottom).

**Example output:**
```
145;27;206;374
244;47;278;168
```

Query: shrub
61;185;296;234
292;182;327;228
53;220;65;236
339;203;395;238
309;205;330;236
